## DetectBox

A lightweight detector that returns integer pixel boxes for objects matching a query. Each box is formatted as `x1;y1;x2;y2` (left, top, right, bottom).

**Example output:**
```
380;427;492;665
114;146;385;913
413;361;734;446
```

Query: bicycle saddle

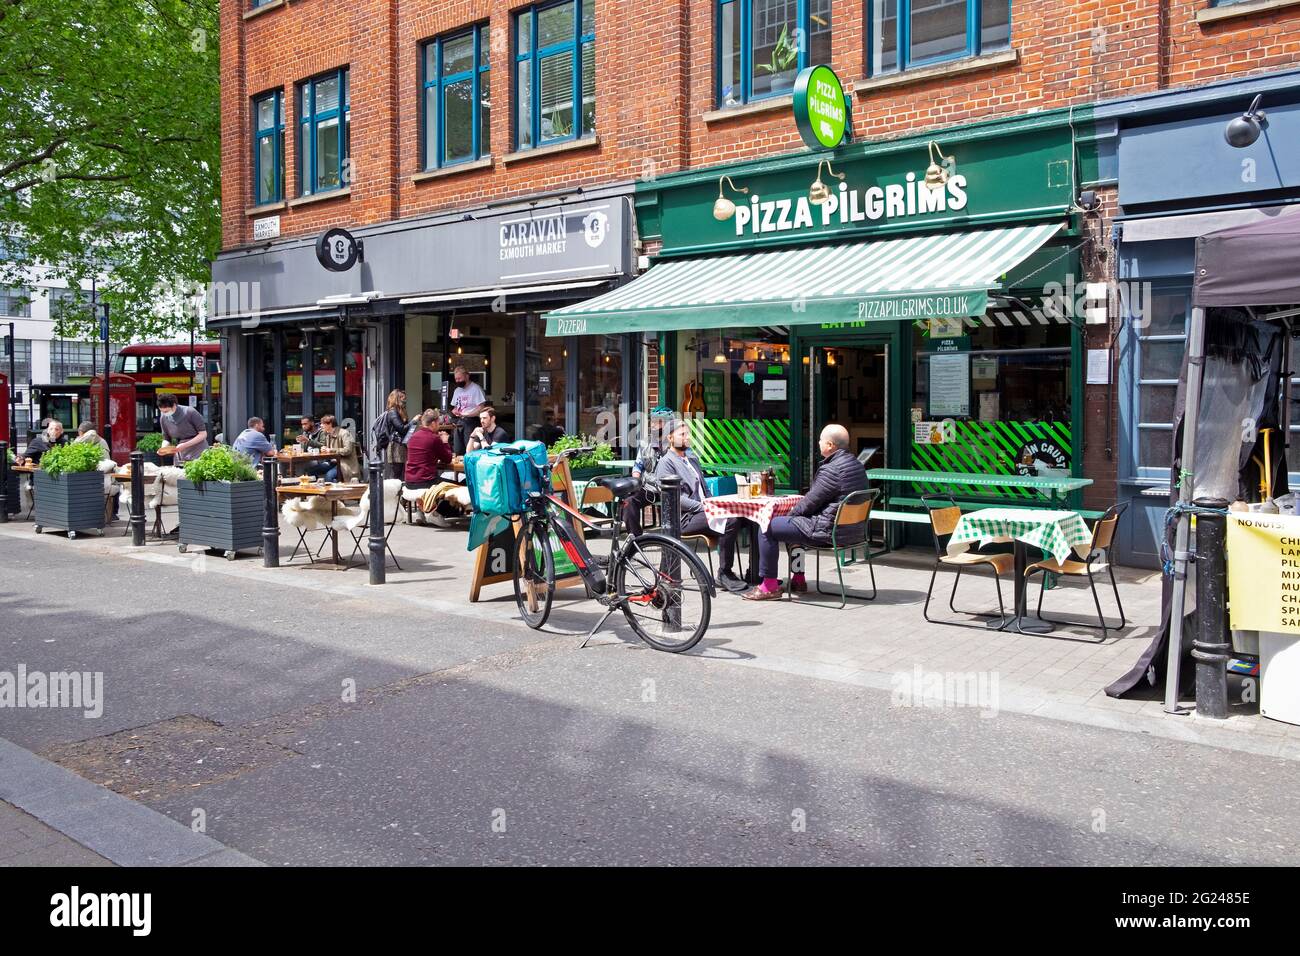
593;475;639;500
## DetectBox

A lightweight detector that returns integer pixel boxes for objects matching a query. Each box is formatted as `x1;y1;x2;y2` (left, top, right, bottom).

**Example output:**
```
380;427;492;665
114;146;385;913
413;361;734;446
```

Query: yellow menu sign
1226;513;1300;633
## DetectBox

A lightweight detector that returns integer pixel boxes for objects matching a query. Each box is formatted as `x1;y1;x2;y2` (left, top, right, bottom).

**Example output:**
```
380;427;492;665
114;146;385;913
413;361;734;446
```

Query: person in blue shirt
231;417;276;461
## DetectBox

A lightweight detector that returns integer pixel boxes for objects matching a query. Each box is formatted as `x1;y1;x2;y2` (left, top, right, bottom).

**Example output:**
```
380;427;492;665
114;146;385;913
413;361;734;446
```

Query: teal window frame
513;0;596;151
297;68;350;197
421;25;491;170
252;89;284;206
868;0;1012;77
716;0;830;108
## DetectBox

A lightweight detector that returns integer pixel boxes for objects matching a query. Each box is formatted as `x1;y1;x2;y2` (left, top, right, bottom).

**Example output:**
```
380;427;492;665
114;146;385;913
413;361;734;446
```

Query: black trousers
678;510;738;574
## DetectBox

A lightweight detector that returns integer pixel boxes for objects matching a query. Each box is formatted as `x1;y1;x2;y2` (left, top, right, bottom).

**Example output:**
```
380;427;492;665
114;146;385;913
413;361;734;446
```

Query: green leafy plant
136;432;165;453
756;25;799;76
183;445;258;484
39;442;105;476
548;434;615;471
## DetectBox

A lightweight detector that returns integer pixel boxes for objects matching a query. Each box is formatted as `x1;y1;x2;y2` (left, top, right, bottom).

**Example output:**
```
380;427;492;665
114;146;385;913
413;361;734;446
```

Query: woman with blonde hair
370;388;411;478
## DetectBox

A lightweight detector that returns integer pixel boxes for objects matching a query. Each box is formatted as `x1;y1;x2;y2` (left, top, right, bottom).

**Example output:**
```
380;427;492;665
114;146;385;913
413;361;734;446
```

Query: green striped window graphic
688;418;792;488
909;420;1073;498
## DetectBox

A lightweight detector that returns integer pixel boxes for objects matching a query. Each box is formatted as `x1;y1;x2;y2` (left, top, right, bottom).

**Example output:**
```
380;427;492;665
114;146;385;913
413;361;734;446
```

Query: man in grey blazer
654;419;745;592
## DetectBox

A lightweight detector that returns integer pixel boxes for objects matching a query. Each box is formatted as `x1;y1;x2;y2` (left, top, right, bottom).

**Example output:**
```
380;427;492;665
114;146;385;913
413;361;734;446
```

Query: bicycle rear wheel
514;517;555;629
614;535;712;653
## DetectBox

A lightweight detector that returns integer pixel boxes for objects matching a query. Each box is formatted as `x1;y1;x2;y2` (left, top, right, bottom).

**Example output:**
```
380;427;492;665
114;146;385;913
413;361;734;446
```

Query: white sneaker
426;511;450;528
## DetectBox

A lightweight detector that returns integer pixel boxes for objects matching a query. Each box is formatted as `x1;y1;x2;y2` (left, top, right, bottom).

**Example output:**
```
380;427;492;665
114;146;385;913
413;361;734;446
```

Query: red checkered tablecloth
702;494;804;534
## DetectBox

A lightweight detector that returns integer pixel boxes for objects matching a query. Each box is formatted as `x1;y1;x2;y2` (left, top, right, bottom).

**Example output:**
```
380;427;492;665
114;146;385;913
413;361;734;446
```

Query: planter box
4;470;17;516
177;478;264;558
33;470;106;537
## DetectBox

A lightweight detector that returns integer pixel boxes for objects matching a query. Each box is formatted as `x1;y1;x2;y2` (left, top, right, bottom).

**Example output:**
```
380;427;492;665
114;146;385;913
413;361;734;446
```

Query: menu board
701;369;725;416
928;353;970;417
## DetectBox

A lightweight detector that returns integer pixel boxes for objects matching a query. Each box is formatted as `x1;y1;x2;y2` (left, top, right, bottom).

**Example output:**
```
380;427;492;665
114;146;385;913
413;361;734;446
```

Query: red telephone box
0;370;9;448
90;373;137;466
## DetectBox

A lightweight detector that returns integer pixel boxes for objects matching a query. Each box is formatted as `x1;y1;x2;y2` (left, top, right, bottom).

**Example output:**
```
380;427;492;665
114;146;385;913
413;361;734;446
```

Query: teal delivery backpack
464;441;549;516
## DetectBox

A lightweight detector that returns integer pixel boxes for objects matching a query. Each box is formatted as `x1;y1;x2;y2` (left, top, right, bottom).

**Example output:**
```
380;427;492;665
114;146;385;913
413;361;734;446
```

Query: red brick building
215;0;1300;565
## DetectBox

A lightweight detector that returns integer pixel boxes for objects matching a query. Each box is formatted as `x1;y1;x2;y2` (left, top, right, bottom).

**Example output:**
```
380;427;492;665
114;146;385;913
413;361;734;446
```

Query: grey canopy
1194;213;1300;308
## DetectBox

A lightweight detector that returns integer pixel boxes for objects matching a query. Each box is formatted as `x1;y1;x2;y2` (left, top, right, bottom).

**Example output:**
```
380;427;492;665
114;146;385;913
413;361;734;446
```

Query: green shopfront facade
548;108;1093;506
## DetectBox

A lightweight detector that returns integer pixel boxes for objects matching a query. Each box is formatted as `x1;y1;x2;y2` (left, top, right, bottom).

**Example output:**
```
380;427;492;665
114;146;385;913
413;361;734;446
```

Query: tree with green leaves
0;0;219;340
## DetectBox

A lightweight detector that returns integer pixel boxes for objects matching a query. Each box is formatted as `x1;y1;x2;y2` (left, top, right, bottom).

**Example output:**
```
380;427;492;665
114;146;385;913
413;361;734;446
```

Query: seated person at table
743;424;867;601
232;417;277;460
317;414;359;482
466;406;509;451
23;419;67;464
655;419;746;593
296;416;323;449
73;421;110;455
405;410;457;526
622;406;673;536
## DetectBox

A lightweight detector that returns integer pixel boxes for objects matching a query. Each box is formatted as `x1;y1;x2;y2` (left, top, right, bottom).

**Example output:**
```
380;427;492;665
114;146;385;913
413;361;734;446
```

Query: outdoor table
702;462;783;477
275;482;366;568
866;468;1092;506
113;469;171;538
702;493;804;584
11;464;37;520
947;507;1092;635
275;449;340;478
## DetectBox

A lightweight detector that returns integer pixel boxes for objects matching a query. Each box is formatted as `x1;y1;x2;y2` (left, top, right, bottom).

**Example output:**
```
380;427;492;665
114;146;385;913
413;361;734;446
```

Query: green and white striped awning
546;222;1062;335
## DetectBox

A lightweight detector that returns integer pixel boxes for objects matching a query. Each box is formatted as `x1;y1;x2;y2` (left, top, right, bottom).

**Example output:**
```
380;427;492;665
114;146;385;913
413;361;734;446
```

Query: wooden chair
802;488;880;607
921;493;1011;628
1024;502;1128;639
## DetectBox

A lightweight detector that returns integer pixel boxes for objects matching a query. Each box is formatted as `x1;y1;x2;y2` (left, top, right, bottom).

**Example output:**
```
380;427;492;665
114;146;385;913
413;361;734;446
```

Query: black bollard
129;451;146;546
262;457;280;567
659;473;682;631
0;441;8;523
1192;497;1230;719
367;456;385;585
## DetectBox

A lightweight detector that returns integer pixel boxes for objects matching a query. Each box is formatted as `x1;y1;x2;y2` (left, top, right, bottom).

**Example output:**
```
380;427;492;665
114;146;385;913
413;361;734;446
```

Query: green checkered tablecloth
947;508;1091;565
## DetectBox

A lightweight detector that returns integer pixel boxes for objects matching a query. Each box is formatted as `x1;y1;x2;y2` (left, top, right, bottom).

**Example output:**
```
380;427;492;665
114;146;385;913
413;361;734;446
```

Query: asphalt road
2;536;1298;865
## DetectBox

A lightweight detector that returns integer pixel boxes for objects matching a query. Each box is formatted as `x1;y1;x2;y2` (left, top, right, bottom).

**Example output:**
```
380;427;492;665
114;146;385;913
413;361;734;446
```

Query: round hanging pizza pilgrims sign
1015;438;1070;478
793;65;849;150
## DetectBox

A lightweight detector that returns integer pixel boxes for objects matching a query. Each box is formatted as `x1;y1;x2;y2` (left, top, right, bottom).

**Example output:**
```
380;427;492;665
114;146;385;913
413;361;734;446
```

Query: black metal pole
660;472;681;631
100;302;112;449
129;450;145;546
368;455;385;585
262;457;280;567
6;321;15;447
1192;496;1230;719
0;441;9;522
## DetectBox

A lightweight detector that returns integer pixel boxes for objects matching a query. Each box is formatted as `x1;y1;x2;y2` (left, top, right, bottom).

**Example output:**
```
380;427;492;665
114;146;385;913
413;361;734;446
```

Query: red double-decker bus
113;341;222;438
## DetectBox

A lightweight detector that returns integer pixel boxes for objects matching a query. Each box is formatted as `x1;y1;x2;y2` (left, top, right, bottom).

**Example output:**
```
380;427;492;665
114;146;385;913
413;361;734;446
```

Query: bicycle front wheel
514;517;555;629
614;534;712;653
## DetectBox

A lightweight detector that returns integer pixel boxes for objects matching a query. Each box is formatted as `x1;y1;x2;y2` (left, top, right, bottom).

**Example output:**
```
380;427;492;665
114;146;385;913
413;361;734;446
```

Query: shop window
911;320;1071;482
717;0;831;107
1130;288;1189;479
297;68;350;196
869;0;1011;77
252;89;284;206
524;321;568;445
422;25;491;170
514;1;595;150
679;330;793;485
0;286;31;318
578;335;623;442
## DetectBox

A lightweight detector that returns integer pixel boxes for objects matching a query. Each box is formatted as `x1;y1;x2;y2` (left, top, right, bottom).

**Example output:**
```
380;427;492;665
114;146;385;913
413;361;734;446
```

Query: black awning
1193;213;1300;308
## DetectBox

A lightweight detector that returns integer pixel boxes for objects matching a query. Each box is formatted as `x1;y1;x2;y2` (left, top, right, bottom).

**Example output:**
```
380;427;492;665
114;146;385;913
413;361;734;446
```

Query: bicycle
513;446;715;653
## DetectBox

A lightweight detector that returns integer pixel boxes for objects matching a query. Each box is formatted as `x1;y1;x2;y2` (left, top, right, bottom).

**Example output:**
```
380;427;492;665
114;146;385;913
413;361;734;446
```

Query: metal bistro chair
801;488;880;607
922;493;1011;629
1024;502;1129;640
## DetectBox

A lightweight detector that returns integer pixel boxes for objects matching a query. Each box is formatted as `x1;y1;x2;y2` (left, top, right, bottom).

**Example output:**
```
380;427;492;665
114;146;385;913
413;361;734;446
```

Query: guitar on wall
681;337;707;416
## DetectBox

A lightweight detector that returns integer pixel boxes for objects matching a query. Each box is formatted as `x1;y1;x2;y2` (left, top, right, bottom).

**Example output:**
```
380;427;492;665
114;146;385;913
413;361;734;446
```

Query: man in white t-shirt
449;365;486;454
